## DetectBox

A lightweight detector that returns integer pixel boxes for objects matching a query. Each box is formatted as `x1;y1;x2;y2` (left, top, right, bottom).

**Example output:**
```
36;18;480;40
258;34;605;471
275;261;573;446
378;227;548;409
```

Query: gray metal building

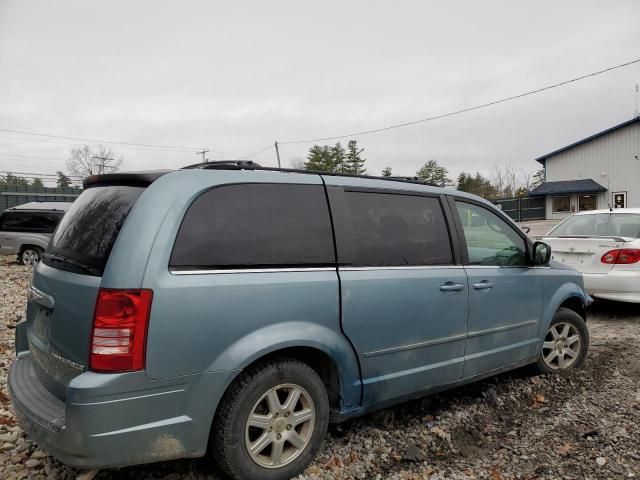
531;116;640;220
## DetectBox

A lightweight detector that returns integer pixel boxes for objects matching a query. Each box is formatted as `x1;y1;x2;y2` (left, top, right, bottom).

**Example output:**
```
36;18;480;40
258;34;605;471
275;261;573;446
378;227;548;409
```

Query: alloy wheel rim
245;383;315;469
22;250;39;267
542;322;581;370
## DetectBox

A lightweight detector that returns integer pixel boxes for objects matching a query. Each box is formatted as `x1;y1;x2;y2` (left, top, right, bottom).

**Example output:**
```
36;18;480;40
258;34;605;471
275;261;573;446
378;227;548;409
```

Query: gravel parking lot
1;256;639;480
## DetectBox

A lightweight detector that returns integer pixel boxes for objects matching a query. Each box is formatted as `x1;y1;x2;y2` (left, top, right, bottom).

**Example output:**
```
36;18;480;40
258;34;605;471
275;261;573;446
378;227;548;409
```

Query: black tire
535;307;589;374
18;246;42;267
211;358;329;480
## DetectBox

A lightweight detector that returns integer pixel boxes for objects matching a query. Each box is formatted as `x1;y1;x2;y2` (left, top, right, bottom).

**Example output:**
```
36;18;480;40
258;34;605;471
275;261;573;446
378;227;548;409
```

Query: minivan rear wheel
211;358;329;480
19;247;42;267
536;307;589;374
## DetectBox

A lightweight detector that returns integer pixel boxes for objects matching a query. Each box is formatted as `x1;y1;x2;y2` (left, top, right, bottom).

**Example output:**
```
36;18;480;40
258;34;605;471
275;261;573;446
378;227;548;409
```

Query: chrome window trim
339;265;464;272
170;267;337;275
464;265;532;269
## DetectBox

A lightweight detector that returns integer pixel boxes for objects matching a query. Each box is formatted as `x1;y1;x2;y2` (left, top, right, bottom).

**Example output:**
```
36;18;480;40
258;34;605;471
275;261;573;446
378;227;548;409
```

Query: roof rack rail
387;176;424;182
180;161;439;187
182;160;262;170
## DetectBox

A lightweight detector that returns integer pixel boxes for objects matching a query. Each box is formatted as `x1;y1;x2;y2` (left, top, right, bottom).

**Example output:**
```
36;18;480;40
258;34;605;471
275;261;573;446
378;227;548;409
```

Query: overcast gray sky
1;0;639;184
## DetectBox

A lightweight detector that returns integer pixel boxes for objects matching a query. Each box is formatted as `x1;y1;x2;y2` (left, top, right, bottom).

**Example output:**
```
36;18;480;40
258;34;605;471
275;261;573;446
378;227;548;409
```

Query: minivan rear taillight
601;249;640;265
90;289;153;372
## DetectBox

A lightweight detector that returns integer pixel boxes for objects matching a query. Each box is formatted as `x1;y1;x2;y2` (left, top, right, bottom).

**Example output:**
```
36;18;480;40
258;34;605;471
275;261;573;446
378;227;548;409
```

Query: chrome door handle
440;282;465;292
472;281;494;290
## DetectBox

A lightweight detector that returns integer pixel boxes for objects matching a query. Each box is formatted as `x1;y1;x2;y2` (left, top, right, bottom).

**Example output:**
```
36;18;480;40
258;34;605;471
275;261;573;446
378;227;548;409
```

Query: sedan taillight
601;249;640;265
90;288;153;372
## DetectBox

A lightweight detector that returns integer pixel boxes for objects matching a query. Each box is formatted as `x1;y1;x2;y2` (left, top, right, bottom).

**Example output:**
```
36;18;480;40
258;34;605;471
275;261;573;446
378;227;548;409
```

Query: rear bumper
583;270;640;303
8;353;237;468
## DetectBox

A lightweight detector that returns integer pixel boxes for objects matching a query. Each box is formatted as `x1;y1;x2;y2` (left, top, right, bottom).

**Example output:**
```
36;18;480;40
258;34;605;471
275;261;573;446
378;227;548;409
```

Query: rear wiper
43;253;100;276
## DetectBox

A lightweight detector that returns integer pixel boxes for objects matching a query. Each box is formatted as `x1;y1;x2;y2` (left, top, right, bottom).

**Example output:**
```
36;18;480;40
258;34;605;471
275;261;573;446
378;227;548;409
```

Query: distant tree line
298;141;543;198
0;173;45;188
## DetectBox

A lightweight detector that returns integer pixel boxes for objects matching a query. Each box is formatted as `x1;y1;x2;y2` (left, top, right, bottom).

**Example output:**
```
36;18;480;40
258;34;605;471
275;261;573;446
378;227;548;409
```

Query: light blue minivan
9;162;591;480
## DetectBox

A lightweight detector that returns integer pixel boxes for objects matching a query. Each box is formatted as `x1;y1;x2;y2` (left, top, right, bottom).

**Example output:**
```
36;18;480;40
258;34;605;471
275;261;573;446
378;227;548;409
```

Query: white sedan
542;208;640;303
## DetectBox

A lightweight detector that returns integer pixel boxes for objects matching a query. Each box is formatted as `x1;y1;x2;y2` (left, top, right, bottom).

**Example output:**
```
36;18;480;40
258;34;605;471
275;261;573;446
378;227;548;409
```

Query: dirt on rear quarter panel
1;256;639;479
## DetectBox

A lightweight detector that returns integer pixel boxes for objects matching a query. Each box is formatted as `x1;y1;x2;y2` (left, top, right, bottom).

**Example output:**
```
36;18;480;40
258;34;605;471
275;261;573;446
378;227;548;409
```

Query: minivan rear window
44;186;144;276
170;183;335;269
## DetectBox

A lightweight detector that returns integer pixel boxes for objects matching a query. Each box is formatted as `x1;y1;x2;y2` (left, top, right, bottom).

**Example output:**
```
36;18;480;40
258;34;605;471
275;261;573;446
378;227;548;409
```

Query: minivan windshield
549;213;640;238
44;186;144;275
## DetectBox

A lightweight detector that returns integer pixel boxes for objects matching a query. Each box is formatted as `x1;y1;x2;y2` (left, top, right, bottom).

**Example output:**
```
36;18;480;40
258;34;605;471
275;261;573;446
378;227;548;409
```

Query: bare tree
66;145;123;177
490;162;520;198
289;157;305;170
518;168;537;193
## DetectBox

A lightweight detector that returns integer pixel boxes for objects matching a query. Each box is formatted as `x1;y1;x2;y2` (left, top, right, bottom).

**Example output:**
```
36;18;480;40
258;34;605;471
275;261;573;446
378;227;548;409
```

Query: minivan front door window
455;202;527;266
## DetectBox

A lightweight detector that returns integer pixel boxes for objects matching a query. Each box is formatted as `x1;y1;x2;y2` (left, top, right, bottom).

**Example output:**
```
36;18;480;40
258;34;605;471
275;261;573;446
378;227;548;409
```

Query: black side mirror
531;241;551;265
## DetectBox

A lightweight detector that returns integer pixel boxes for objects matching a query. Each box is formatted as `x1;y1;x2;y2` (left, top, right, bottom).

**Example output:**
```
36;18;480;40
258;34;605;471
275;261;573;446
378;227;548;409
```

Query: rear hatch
27;184;146;399
543;212;640;274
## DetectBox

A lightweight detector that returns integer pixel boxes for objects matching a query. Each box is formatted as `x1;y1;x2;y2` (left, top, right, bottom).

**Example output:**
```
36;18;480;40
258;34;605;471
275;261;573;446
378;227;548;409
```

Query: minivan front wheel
212;358;329;480
19;247;42;267
536;307;589;374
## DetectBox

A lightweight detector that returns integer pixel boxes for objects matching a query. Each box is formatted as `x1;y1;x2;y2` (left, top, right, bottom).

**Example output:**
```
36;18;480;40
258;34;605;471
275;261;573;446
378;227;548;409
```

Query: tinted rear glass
343;192;453;266
549;213;640;238
0;211;62;233
44;186;144;275
170;183;335;269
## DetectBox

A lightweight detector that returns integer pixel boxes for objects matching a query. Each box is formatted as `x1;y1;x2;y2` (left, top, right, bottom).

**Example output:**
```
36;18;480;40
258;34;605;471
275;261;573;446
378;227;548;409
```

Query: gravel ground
1;255;639;480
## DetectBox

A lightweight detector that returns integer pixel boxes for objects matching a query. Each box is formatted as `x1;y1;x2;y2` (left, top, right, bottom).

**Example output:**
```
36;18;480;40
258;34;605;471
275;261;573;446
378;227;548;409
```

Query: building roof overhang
529;179;607;196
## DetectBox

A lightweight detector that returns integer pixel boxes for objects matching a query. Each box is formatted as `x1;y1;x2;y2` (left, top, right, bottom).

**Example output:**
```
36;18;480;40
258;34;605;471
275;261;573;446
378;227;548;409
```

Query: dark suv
0;202;70;265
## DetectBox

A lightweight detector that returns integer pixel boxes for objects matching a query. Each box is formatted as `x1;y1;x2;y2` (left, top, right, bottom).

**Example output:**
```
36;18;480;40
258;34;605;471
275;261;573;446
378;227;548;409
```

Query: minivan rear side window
44;186;144;276
170;183;335;270
341;191;453;266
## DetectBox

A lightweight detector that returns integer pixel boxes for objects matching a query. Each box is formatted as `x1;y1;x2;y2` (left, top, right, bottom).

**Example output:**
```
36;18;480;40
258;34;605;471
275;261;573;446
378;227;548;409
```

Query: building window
552;196;570;213
578;194;597;212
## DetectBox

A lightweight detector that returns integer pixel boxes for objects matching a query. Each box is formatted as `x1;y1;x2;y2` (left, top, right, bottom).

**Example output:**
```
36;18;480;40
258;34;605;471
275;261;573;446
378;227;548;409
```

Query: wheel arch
206;322;362;415
17;242;46;255
540;282;590;336
558;296;587;321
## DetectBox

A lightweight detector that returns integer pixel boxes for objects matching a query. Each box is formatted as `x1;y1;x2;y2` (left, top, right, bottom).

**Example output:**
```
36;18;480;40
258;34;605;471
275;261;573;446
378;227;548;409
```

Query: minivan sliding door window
341;192;453;267
170;183;335;271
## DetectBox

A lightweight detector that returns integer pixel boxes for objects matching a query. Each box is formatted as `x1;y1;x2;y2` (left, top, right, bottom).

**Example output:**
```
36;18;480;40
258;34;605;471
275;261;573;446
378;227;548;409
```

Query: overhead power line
0;152;66;162
241;144;273;159
279;57;640;144
0;170;83;179
0;129;201;152
0;131;240;157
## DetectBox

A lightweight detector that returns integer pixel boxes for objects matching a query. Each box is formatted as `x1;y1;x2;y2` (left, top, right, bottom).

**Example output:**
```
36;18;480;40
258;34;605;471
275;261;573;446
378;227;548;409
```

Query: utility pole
274;141;281;168
196;149;210;163
92;156;115;175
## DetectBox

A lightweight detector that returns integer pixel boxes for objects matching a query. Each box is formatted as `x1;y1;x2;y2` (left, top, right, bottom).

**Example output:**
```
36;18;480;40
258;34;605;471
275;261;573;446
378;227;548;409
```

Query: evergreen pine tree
344;140;366;175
